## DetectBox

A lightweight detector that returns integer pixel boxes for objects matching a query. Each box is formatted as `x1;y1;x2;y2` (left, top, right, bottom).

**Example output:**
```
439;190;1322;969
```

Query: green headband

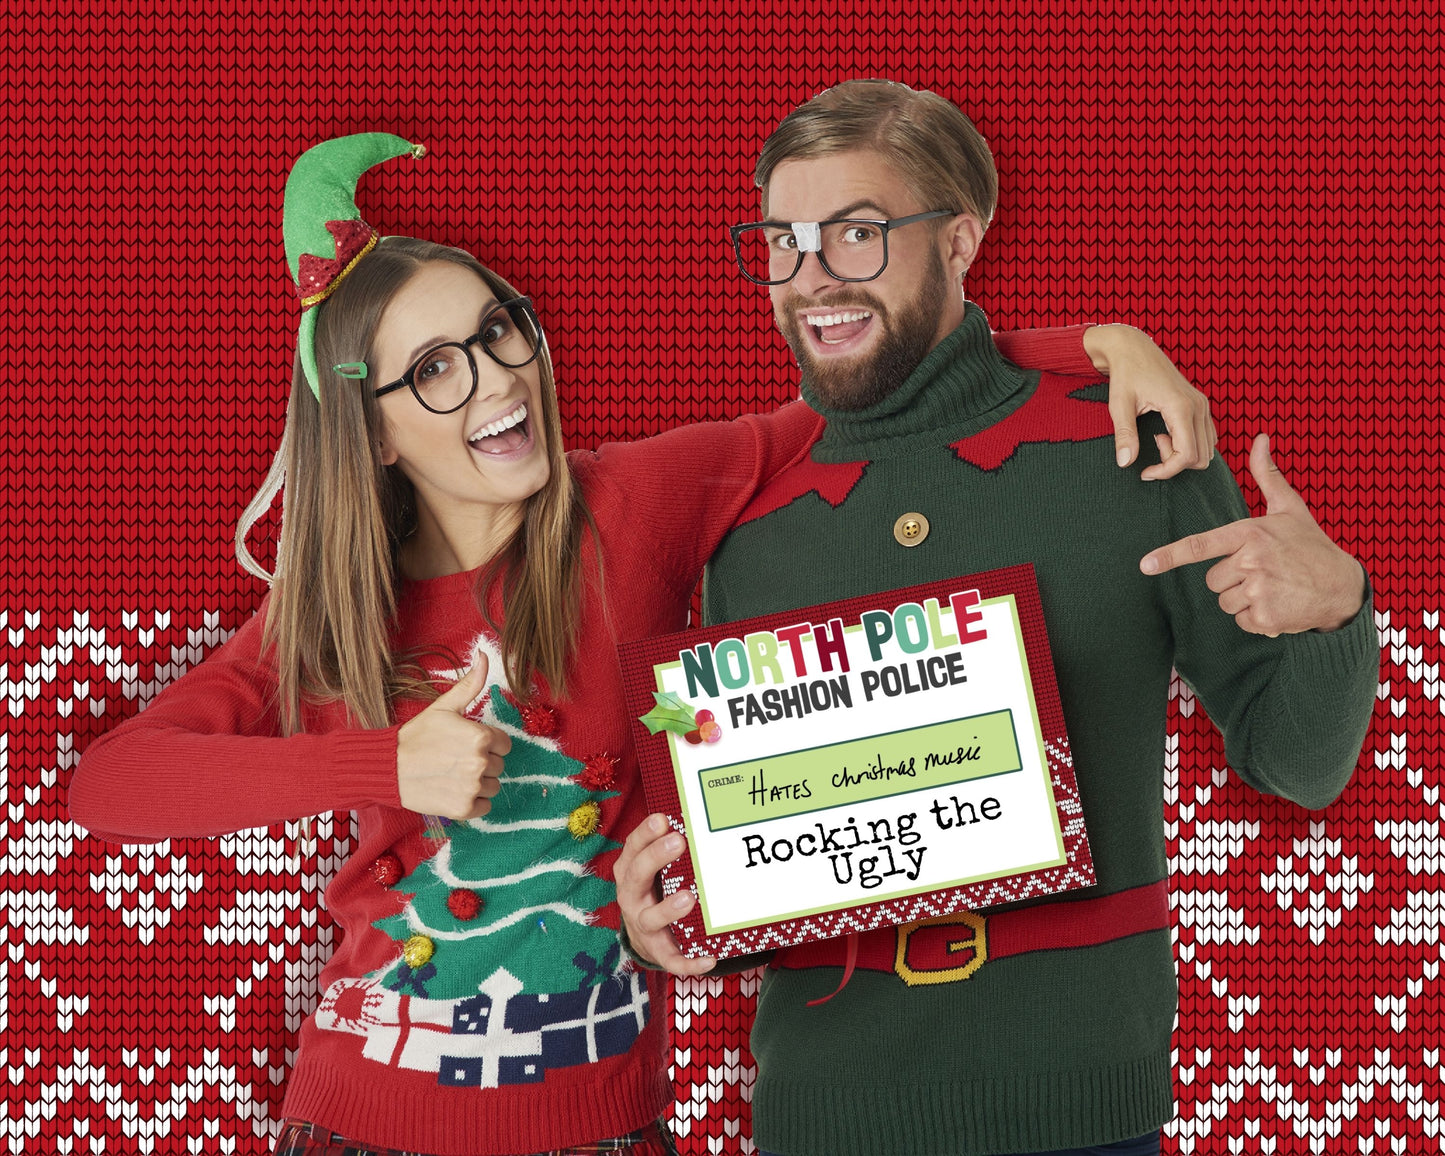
283;133;425;398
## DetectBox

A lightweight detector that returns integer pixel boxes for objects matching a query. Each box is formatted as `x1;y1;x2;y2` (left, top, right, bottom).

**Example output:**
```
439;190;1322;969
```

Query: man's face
763;149;965;411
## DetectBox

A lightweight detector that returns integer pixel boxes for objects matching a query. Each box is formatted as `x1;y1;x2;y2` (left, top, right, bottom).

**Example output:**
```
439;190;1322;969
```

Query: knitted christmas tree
370;686;623;1000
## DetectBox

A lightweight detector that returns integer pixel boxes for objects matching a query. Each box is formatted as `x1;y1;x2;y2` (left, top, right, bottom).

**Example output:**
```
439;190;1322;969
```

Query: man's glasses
728;211;957;286
373;296;543;414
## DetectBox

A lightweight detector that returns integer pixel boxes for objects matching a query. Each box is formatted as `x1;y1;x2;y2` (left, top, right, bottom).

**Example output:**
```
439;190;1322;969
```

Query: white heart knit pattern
4;604;1433;1153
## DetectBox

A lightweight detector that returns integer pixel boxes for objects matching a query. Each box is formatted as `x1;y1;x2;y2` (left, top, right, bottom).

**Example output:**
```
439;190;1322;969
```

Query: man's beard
777;249;951;412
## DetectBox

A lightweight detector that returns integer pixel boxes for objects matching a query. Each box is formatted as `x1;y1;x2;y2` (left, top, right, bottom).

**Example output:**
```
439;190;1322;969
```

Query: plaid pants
274;1119;679;1156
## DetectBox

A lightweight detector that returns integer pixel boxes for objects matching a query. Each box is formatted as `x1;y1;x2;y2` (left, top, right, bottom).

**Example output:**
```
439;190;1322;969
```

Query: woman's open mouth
467;401;532;456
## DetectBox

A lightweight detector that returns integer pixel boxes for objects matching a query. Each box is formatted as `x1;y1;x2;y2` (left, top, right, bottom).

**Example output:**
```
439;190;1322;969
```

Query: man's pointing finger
1140;520;1251;575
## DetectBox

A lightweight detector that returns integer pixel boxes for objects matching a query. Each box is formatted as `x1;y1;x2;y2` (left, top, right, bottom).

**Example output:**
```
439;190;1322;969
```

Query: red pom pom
577;753;618;791
446;888;483;921
371;852;403;887
519;701;559;737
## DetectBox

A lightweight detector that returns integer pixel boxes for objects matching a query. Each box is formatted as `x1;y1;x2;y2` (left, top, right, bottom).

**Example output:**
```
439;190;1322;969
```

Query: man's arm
1143;434;1378;808
614;815;719;976
1141;433;1366;635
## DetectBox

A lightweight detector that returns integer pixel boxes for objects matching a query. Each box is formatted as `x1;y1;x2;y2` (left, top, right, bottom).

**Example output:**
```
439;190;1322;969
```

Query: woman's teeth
469;403;528;444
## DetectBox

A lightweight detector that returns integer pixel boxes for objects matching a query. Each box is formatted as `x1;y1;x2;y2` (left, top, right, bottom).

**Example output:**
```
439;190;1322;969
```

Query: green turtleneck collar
805;302;1036;464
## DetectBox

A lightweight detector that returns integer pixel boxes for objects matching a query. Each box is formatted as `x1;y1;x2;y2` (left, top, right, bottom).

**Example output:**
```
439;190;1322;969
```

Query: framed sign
618;563;1096;959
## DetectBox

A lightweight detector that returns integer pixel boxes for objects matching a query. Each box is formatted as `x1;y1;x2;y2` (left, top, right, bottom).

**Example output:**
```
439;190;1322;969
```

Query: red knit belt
773;880;1169;995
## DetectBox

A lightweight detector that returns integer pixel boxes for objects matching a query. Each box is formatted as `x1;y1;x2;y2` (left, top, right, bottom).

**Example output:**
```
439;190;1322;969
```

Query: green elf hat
283;132;427;398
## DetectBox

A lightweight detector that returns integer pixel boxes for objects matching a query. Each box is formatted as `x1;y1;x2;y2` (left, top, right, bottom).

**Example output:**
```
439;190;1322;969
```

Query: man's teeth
468;404;527;443
808;310;872;328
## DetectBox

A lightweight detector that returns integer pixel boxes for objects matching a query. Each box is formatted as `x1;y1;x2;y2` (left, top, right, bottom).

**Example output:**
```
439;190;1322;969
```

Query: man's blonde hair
757;79;998;229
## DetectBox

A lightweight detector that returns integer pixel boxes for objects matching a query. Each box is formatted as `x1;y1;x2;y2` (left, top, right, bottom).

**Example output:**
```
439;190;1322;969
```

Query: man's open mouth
798;308;876;354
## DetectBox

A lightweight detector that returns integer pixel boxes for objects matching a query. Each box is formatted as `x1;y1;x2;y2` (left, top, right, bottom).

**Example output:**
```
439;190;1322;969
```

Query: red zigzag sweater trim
952;372;1114;470
733;372;1112;526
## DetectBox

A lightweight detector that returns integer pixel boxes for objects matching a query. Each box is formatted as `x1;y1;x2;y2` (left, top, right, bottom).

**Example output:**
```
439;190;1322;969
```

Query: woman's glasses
372;296;543;414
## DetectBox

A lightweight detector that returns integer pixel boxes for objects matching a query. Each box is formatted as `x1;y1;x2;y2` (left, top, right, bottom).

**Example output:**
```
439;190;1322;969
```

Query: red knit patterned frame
8;6;1439;1155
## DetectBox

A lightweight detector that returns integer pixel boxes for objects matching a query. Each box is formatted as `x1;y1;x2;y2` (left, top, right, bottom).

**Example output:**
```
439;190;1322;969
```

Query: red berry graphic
519;701;559;737
683;729;703;744
699;720;722;743
694;709;715;724
577;753;618;790
446;888;483;921
371;852;402;887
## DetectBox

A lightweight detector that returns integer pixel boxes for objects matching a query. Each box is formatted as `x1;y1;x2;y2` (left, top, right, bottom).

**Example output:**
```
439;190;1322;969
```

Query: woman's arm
67;608;401;843
996;323;1217;480
578;399;825;596
586;321;1214;596
69;609;513;844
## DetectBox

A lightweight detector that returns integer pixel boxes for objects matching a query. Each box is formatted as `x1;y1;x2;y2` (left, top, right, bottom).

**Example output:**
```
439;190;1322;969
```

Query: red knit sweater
67;328;1095;1155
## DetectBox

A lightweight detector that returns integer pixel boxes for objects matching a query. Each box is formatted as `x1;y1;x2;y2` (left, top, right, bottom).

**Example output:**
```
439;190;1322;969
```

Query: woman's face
371;261;551;529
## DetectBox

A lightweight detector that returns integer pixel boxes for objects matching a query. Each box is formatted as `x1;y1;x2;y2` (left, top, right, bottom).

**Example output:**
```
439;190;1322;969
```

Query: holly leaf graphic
639;691;698;736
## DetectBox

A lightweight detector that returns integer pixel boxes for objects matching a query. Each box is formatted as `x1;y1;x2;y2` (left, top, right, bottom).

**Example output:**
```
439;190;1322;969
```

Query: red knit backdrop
8;4;1440;1155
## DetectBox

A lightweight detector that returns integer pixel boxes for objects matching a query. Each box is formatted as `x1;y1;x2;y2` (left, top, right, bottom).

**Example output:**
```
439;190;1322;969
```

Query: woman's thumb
434;654;489;712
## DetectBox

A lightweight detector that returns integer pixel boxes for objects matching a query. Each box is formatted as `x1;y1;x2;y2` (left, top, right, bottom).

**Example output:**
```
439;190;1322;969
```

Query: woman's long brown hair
236;238;589;734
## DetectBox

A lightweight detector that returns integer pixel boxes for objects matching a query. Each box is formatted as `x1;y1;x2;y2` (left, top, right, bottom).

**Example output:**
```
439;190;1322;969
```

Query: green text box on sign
697;709;1023;832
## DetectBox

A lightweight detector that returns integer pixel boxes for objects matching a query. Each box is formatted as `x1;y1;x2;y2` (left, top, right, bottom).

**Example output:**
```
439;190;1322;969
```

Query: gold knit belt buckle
893;912;988;985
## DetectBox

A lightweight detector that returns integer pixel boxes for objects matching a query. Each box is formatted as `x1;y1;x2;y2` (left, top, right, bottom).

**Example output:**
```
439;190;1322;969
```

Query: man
616;80;1375;1156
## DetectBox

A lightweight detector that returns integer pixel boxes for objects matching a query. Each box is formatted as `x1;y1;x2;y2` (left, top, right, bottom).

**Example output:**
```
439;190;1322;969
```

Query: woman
68;136;1212;1156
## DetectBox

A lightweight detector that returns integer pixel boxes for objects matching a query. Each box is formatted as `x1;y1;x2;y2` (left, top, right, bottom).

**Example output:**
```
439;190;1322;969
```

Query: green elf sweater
703;304;1379;1156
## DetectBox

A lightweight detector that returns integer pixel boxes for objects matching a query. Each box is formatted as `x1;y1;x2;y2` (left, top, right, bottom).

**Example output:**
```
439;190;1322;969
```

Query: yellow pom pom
567;801;601;840
402;934;434;969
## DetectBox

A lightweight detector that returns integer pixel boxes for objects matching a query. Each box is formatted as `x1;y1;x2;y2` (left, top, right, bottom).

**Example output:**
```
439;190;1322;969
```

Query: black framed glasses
372;296;543;414
728;210;958;286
